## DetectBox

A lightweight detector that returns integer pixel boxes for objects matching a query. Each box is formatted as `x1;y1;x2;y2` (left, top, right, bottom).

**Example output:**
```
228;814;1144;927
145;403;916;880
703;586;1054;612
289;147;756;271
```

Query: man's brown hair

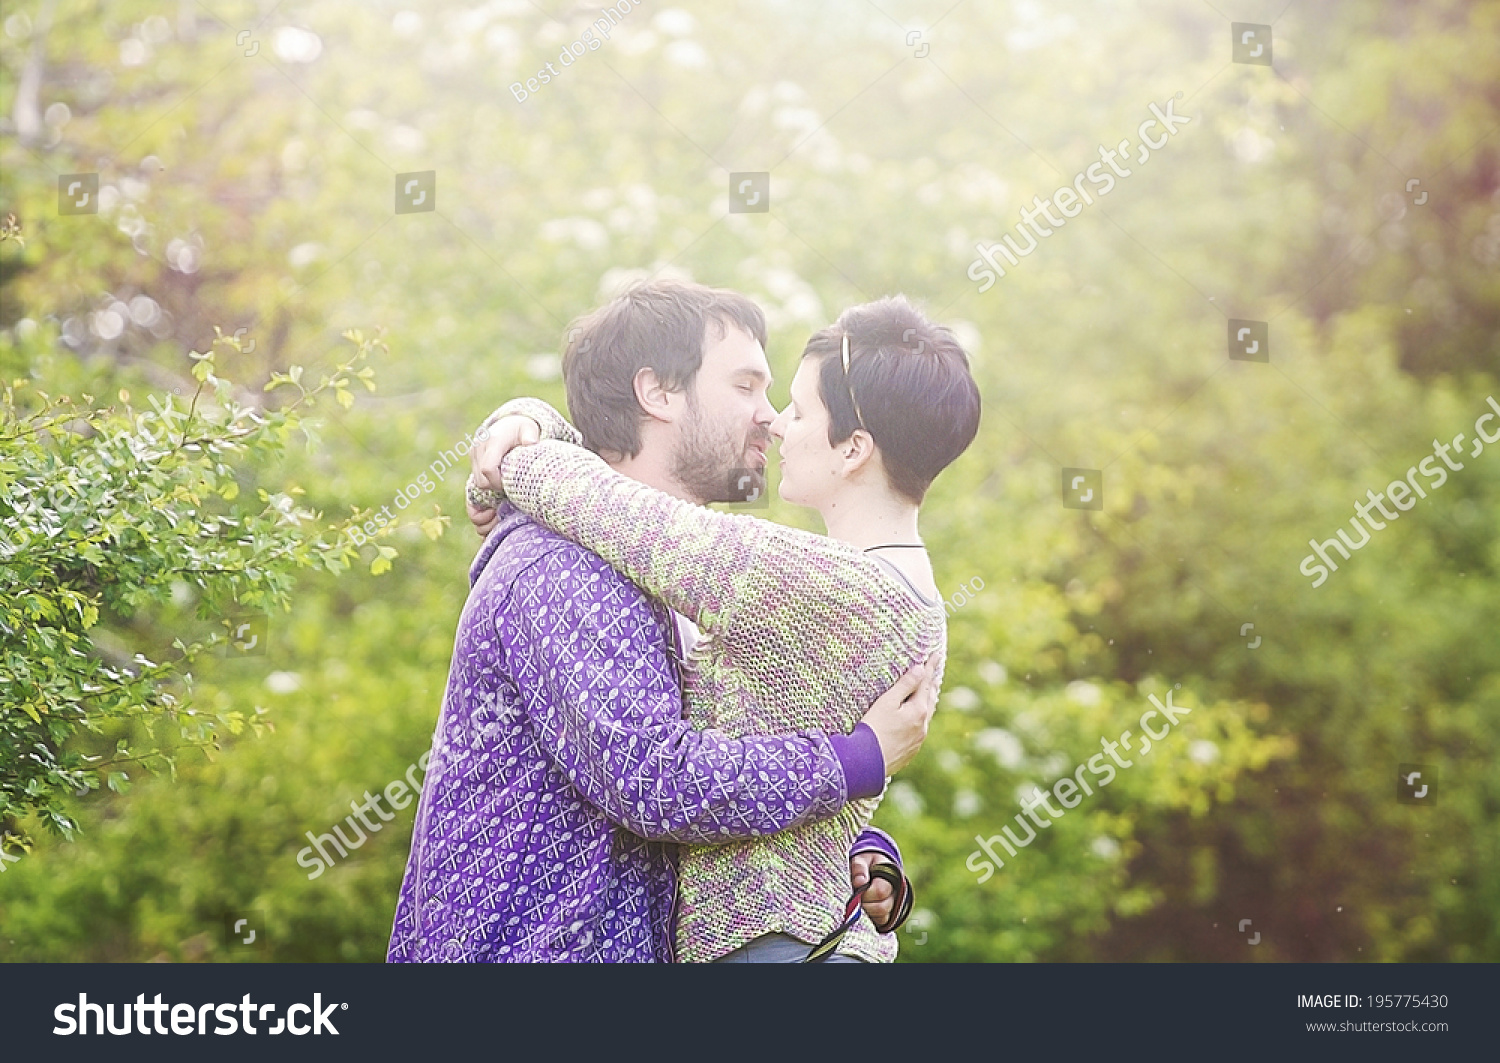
562;279;767;457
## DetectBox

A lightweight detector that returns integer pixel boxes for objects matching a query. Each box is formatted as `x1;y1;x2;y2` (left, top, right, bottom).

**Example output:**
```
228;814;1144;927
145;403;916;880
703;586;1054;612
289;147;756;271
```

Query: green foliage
0;325;385;846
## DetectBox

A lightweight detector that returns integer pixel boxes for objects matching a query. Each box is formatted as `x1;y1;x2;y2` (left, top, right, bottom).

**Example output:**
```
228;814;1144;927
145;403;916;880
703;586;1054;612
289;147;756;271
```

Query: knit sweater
490;399;947;963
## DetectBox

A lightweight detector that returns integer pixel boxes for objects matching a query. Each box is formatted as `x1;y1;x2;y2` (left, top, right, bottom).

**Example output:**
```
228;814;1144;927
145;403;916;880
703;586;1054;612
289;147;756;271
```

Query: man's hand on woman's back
861;653;940;775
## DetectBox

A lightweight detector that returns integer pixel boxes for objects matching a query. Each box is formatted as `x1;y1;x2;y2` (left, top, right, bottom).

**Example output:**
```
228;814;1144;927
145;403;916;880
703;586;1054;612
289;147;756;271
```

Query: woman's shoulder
748;524;942;619
863;552;942;608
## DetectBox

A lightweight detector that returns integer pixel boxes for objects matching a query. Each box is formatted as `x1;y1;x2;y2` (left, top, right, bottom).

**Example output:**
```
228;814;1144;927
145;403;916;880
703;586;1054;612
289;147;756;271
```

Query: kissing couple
388;279;981;963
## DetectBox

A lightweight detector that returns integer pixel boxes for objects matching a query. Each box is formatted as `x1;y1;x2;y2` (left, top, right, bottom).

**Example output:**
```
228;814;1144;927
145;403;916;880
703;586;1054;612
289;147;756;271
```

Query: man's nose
767;405;787;439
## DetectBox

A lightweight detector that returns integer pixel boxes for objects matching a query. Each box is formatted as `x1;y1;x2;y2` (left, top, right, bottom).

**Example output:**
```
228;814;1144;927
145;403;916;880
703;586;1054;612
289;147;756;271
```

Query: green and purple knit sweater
487;399;947;963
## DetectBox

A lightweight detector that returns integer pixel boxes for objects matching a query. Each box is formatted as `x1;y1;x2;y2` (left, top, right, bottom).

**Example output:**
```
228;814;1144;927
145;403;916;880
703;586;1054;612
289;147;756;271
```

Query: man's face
670;322;776;504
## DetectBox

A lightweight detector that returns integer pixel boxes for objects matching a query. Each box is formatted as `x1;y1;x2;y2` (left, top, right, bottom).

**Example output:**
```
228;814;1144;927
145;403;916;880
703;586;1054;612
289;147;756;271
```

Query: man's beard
671;398;768;504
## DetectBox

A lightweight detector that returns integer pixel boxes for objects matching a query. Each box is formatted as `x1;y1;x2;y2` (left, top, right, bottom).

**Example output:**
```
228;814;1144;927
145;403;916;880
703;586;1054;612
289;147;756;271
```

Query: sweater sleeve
500;439;799;636
466;397;582;510
501;439;908;680
850;827;903;868
497;540;849;843
479;396;580;445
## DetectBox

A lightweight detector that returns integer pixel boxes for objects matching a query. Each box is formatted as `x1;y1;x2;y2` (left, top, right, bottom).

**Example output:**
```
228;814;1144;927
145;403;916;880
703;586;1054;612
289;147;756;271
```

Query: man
388;280;933;962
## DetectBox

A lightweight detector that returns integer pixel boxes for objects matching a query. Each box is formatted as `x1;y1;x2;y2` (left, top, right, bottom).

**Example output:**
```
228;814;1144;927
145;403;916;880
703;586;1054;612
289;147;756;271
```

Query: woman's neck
819;490;921;551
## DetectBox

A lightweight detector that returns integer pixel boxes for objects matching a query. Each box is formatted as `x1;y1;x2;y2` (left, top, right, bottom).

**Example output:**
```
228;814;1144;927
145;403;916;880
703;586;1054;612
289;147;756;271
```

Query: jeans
712;933;866;964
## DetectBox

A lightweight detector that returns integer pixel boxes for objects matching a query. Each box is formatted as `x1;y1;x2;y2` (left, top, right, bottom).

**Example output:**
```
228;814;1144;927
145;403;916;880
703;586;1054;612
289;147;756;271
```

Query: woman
468;295;981;962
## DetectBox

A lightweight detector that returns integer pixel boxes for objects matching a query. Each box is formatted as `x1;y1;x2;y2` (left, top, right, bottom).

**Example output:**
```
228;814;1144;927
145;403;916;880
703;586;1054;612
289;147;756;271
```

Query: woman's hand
466;498;501;538
467;414;541;536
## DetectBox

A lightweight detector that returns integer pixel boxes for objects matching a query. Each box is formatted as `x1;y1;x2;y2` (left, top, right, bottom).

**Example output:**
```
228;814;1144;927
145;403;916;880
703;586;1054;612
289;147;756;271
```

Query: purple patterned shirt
387;508;884;962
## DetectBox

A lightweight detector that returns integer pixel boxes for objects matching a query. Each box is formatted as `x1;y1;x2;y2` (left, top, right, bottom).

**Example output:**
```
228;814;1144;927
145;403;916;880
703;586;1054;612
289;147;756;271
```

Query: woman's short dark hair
562;279;767;457
804;296;981;504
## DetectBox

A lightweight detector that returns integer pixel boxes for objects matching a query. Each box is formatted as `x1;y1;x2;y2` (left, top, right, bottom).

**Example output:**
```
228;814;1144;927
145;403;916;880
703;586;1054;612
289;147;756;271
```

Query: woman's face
769;358;845;509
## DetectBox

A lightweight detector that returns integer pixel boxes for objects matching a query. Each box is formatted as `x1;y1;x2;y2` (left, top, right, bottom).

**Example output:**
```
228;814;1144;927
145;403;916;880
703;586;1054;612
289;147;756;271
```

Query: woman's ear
840;428;879;475
633;367;678;425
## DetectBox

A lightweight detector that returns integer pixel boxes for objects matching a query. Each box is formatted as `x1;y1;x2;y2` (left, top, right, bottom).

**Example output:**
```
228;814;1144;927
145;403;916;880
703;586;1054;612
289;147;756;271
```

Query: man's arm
496;540;888;844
